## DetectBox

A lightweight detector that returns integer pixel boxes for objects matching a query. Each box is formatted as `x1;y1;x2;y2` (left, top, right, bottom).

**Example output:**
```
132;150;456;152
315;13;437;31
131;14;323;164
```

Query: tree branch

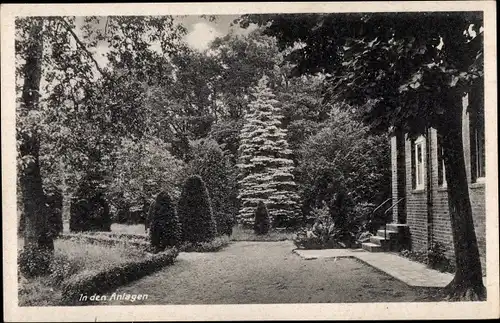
57;17;110;81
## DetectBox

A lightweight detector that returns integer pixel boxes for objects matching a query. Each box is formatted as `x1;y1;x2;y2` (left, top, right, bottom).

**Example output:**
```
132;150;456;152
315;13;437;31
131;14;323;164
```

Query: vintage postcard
2;1;499;321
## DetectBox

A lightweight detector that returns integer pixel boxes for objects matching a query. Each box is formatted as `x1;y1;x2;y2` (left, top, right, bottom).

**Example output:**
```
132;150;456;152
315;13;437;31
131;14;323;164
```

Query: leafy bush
178;175;218;243
297;105;391;227
149;191;181;252
69;192;111;232
69;198;89;232
293;204;342;249
18;247;53;278
48;254;82;287
292;202;359;249
399;242;455;273
61;248;178;305
253;201;270;235
399;249;428;265
179;236;230;252
427;242;455;273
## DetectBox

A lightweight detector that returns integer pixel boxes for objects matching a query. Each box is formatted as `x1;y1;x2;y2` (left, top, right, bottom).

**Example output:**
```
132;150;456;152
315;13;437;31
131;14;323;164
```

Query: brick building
389;86;486;262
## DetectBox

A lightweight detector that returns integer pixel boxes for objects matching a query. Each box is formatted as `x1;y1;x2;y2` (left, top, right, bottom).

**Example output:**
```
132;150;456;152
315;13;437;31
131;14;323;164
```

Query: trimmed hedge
178;175;218;243
61;248;178;305
253;201;270;235
149;191;181;252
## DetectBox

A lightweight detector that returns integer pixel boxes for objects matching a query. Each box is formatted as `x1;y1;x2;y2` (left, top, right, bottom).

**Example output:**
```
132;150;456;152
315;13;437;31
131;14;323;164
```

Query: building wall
404;134;428;251
390;135;399;223
393;94;486;265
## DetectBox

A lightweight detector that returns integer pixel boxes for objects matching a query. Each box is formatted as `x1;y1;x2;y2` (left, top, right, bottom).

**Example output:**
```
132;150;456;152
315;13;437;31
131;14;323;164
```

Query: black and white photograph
2;2;498;321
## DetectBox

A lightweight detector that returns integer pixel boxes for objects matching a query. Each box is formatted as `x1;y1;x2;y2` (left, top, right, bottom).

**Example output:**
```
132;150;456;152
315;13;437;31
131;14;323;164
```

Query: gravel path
107;241;442;305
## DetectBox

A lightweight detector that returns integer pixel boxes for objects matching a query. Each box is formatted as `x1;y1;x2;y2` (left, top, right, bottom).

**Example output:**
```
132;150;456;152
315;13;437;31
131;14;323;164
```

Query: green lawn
108;241;444;305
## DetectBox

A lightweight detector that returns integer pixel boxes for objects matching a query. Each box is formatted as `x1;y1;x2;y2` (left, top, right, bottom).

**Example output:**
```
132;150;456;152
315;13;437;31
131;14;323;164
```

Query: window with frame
437;134;447;187
469;83;485;183
411;136;426;190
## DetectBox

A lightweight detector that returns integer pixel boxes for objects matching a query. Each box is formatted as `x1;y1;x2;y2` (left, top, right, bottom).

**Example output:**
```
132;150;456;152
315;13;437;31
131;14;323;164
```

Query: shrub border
178;236;230;252
61;248;179;305
59;233;149;250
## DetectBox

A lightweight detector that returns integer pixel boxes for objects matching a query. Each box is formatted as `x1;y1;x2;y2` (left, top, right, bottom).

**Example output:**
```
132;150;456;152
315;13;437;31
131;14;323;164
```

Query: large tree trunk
19;19;53;257
440;99;485;301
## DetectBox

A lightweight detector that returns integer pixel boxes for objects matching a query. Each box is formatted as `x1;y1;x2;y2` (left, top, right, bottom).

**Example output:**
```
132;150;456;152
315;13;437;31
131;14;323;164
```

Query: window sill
437;186;448;192
470;181;485;189
411;188;426;194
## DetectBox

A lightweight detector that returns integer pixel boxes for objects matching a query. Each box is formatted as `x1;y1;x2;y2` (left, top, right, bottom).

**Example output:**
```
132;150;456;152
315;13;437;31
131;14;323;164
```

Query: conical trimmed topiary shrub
254;201;270;235
149;191;181;252
178;175;217;243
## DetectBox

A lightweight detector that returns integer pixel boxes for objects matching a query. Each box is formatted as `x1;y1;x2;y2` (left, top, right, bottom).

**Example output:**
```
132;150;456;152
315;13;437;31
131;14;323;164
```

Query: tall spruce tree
237;75;301;228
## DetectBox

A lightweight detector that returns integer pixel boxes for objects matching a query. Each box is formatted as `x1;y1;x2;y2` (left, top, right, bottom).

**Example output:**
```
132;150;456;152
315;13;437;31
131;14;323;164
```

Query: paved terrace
293;248;487;288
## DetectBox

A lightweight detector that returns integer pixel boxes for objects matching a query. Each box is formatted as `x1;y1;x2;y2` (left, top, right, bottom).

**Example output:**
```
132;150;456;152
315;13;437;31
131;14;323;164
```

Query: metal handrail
384;197;406;215
372;198;392;215
383;197;405;240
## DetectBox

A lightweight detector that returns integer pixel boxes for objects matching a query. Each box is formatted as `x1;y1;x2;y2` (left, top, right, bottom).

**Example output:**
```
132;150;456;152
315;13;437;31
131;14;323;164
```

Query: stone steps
362;223;409;253
361;242;385;252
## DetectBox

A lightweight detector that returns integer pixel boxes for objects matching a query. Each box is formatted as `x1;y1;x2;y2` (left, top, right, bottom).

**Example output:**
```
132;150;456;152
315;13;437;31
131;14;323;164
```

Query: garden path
107;241;443;304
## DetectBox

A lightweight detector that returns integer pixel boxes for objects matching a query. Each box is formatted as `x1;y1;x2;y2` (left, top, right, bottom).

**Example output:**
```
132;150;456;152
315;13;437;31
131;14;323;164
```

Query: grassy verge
230;226;295;242
18;238;174;306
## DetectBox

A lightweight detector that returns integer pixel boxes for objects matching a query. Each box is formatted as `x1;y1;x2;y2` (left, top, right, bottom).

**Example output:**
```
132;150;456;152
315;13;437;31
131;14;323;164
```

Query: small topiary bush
149;192;181;252
253;201;270;235
18;246;53;278
178;175;218;243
